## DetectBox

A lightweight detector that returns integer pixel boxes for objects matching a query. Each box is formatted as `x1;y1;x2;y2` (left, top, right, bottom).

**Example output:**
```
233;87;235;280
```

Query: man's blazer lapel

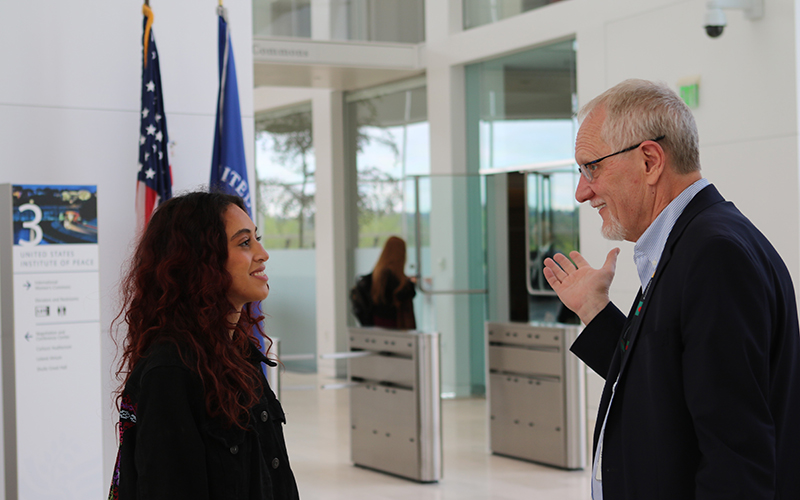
615;184;726;380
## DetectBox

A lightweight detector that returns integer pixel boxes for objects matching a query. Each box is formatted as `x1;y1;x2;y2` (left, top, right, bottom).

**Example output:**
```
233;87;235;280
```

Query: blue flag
136;4;172;231
209;5;251;215
209;5;270;370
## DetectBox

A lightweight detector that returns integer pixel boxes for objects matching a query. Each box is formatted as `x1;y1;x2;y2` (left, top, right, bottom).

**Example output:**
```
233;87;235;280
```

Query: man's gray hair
578;79;701;174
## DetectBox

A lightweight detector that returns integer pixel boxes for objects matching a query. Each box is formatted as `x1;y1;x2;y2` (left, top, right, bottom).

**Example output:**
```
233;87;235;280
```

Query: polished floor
279;372;591;500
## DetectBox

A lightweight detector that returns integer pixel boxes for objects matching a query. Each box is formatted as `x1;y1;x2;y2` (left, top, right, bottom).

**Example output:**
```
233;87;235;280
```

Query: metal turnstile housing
348;327;442;482
486;322;586;469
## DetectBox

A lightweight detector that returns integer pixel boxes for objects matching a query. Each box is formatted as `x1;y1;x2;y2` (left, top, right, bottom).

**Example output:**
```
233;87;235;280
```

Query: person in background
108;191;300;500
371;235;417;329
543;79;800;499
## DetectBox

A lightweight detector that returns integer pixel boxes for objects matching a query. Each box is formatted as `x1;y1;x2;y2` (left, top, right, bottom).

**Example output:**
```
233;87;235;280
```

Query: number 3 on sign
19;203;43;246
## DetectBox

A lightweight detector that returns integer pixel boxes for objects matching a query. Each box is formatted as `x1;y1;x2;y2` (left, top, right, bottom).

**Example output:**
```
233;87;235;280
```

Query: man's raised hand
543;248;620;324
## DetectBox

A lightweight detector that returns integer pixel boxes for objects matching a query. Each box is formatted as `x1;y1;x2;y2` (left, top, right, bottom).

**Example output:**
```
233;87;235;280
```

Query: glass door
525;167;580;323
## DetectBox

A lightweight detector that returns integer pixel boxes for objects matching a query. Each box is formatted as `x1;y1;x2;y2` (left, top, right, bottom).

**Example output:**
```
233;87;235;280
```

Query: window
464;0;567;30
255;104;317;372
466;39;579;323
253;0;311;38
255;105;315;249
347;80;429;249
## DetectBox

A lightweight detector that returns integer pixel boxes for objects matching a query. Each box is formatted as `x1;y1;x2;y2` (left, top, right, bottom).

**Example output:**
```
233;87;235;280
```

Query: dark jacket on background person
372;269;416;329
112;341;299;500
572;185;800;499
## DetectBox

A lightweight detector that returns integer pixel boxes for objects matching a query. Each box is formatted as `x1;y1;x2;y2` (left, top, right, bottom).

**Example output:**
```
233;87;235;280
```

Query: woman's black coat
111;341;299;500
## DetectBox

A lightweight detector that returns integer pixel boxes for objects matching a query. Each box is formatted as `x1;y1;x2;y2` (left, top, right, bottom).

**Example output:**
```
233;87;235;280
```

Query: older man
544;79;800;499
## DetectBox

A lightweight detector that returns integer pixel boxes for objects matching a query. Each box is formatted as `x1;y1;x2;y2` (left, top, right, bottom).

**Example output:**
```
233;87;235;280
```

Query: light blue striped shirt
633;178;710;288
591;177;710;499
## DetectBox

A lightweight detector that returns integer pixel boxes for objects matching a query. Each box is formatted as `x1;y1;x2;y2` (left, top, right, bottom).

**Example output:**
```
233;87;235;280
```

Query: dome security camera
703;0;763;38
704;6;727;38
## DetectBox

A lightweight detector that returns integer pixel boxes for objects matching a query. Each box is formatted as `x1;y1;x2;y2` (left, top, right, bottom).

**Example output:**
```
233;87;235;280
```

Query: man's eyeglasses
578;135;665;182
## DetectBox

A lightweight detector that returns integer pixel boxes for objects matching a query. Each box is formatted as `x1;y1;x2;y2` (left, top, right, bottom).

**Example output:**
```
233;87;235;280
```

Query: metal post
267;337;281;400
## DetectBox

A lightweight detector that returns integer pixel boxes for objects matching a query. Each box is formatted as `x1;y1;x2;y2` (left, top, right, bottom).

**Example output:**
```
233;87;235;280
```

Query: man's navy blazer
572;184;800;499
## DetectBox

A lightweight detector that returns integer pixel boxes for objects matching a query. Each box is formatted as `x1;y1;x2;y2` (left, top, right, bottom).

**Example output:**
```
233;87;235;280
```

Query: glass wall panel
330;0;425;43
466;38;578;325
349;84;429;250
347;80;431;331
347;79;490;394
527;169;580;323
255;104;316;372
254;0;311;38
253;0;424;43
464;0;567;30
256;106;316;249
476;40;576;169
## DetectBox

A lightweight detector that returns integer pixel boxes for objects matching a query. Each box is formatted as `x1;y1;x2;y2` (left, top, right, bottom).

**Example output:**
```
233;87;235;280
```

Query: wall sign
0;184;102;499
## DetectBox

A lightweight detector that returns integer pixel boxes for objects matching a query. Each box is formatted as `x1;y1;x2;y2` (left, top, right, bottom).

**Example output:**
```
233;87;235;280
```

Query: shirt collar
633;178;709;289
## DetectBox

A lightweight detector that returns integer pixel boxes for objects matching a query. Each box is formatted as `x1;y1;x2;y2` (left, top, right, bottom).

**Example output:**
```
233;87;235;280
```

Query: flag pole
136;0;173;232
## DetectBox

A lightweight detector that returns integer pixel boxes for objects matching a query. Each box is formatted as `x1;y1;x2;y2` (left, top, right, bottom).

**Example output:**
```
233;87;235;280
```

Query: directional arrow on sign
24;332;32;342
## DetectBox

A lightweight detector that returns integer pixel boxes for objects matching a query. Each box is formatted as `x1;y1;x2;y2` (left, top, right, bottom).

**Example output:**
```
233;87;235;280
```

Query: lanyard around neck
620;278;653;352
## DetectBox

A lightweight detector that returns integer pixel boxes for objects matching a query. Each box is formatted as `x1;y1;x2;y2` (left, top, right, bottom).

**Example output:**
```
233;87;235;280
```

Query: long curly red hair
113;191;269;428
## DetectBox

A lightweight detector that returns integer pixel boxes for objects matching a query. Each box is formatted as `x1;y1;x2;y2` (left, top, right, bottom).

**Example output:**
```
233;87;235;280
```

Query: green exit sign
680;83;699;109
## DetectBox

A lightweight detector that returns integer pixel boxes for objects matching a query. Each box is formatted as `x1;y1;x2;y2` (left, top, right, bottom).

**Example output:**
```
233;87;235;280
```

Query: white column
425;0;475;397
310;0;332;40
313;90;349;378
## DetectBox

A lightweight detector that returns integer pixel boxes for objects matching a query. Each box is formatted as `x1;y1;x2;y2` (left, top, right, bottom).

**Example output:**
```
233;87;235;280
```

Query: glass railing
352;166;578;391
353;173;485;335
354;165;578;328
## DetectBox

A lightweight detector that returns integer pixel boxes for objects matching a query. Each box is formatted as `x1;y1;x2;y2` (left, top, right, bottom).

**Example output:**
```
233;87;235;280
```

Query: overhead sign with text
4;184;102;499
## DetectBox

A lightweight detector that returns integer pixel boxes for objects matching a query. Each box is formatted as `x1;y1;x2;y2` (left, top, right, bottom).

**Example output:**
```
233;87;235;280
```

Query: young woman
370;236;417;329
108;192;299;500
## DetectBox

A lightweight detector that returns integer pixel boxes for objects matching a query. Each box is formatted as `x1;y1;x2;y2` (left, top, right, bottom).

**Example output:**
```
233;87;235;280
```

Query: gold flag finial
142;4;154;69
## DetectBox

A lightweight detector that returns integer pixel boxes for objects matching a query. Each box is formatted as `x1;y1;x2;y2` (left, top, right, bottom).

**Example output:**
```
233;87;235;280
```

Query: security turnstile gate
486;322;586;469
347;327;442;482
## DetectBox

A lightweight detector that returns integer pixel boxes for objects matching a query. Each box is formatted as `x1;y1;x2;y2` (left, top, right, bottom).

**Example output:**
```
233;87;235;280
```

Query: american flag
136;4;172;231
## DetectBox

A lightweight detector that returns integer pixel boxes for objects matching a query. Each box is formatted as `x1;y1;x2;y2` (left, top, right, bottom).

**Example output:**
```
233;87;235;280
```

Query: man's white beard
602;212;627;241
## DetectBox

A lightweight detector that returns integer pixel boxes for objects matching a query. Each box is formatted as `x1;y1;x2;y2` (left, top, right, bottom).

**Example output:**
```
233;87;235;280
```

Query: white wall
0;0;254;488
